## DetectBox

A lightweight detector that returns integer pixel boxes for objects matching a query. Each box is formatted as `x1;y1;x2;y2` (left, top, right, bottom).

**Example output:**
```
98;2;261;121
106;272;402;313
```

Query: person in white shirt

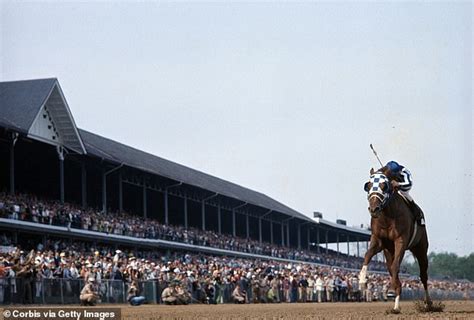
315;275;324;303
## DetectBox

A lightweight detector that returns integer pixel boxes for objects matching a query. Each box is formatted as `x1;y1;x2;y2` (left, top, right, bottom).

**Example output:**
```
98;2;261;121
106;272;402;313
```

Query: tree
402;252;473;281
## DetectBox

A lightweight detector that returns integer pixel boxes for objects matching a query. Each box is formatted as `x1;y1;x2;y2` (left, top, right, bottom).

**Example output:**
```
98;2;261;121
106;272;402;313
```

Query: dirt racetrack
120;301;474;320
2;301;473;320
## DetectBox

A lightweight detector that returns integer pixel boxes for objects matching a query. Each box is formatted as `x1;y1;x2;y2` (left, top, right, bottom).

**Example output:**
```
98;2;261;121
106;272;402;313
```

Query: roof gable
0;78;86;154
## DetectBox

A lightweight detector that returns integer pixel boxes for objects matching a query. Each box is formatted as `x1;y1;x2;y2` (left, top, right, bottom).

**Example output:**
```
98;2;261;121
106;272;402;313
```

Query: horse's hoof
385;308;401;314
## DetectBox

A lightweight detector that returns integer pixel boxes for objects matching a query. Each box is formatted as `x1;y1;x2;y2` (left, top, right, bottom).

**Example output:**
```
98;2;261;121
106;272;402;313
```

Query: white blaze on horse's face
365;173;390;216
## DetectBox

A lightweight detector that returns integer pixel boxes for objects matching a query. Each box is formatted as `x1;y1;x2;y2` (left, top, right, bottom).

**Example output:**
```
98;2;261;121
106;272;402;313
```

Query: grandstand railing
0;278;470;305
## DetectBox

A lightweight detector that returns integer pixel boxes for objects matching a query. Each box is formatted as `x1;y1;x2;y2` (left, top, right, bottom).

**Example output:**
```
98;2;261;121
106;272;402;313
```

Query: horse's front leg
391;240;406;312
359;236;382;286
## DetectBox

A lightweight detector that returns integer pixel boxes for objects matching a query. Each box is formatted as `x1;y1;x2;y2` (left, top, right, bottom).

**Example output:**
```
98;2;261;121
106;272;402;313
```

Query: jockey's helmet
386;161;402;173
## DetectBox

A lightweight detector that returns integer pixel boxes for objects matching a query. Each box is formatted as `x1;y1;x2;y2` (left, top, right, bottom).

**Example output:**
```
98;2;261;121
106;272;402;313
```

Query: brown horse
359;168;431;312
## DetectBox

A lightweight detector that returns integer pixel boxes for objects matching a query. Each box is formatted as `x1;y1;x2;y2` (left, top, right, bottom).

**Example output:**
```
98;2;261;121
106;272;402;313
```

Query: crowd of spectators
0;239;472;305
0;193;387;271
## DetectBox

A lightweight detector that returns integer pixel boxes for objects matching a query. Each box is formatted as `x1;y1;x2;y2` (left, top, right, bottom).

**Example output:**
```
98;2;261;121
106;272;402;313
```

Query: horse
359;168;431;312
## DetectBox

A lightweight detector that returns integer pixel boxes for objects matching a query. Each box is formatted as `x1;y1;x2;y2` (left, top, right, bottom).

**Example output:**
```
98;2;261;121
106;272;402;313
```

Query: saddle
397;191;425;226
397;192;424;249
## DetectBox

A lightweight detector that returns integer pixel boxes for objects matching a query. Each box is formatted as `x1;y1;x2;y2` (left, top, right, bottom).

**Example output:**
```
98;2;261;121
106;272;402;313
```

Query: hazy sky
1;1;472;255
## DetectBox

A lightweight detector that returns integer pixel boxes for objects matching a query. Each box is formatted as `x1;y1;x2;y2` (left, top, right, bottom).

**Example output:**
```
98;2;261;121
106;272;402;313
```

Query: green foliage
402;252;474;281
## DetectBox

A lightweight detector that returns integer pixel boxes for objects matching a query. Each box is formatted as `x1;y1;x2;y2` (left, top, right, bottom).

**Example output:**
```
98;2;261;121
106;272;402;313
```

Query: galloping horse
359;168;431;312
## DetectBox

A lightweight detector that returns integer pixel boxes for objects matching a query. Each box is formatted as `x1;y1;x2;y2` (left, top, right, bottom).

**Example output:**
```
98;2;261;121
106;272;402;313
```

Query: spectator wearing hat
80;278;99;306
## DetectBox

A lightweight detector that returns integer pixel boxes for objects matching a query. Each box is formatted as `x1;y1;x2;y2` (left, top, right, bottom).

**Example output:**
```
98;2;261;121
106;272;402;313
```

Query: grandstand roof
79;128;312;222
0;78;312;223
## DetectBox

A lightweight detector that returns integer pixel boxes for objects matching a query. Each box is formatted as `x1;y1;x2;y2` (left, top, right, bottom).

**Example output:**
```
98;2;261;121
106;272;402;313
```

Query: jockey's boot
410;201;425;226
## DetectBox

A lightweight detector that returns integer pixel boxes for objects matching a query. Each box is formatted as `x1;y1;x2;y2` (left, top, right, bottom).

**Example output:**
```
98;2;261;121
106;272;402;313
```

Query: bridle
365;172;393;210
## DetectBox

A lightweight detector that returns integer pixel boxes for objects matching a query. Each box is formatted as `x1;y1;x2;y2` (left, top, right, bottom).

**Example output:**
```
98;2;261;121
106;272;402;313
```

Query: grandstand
0;78;371;260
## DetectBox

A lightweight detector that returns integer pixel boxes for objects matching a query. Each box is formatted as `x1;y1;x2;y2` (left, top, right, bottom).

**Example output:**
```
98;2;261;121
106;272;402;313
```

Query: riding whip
370;144;384;167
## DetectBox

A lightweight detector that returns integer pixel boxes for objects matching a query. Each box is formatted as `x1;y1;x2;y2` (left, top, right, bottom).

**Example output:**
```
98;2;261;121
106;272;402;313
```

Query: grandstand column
270;221;273;244
102;164;123;213
102;170;106;212
286;223;290;247
57;146;65;204
232;209;236;236
336;232;339;256
325;230;328;254
201;200;206;231
316;228;320;253
217;205;221;233
118;171;123;213
246;214;249;239
164;190;169;225
357;238;360;257
306;227;310;250
81;163;87;209
165;182;182;225
346;235;350;256
9;132;18;194
297;223;301;250
184;198;188;229
260;210;271;244
281;223;284;246
232;202;247;237
282;216;294;247
143;183;147;218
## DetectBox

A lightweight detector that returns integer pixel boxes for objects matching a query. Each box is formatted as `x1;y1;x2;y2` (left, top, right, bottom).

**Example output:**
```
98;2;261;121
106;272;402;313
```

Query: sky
1;1;472;256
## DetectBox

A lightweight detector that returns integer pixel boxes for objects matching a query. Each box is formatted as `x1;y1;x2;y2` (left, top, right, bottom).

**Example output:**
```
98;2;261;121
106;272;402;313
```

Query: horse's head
363;168;392;218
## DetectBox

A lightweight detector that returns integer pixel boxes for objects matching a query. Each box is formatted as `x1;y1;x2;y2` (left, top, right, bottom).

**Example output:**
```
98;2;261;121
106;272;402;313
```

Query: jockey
384;161;413;197
383;161;425;225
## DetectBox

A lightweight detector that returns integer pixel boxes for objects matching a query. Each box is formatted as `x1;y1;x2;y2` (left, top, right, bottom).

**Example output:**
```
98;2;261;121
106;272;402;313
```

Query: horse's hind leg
411;241;432;306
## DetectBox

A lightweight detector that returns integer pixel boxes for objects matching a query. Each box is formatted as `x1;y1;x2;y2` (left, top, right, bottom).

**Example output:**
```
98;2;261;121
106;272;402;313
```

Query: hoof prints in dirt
413;300;445;313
